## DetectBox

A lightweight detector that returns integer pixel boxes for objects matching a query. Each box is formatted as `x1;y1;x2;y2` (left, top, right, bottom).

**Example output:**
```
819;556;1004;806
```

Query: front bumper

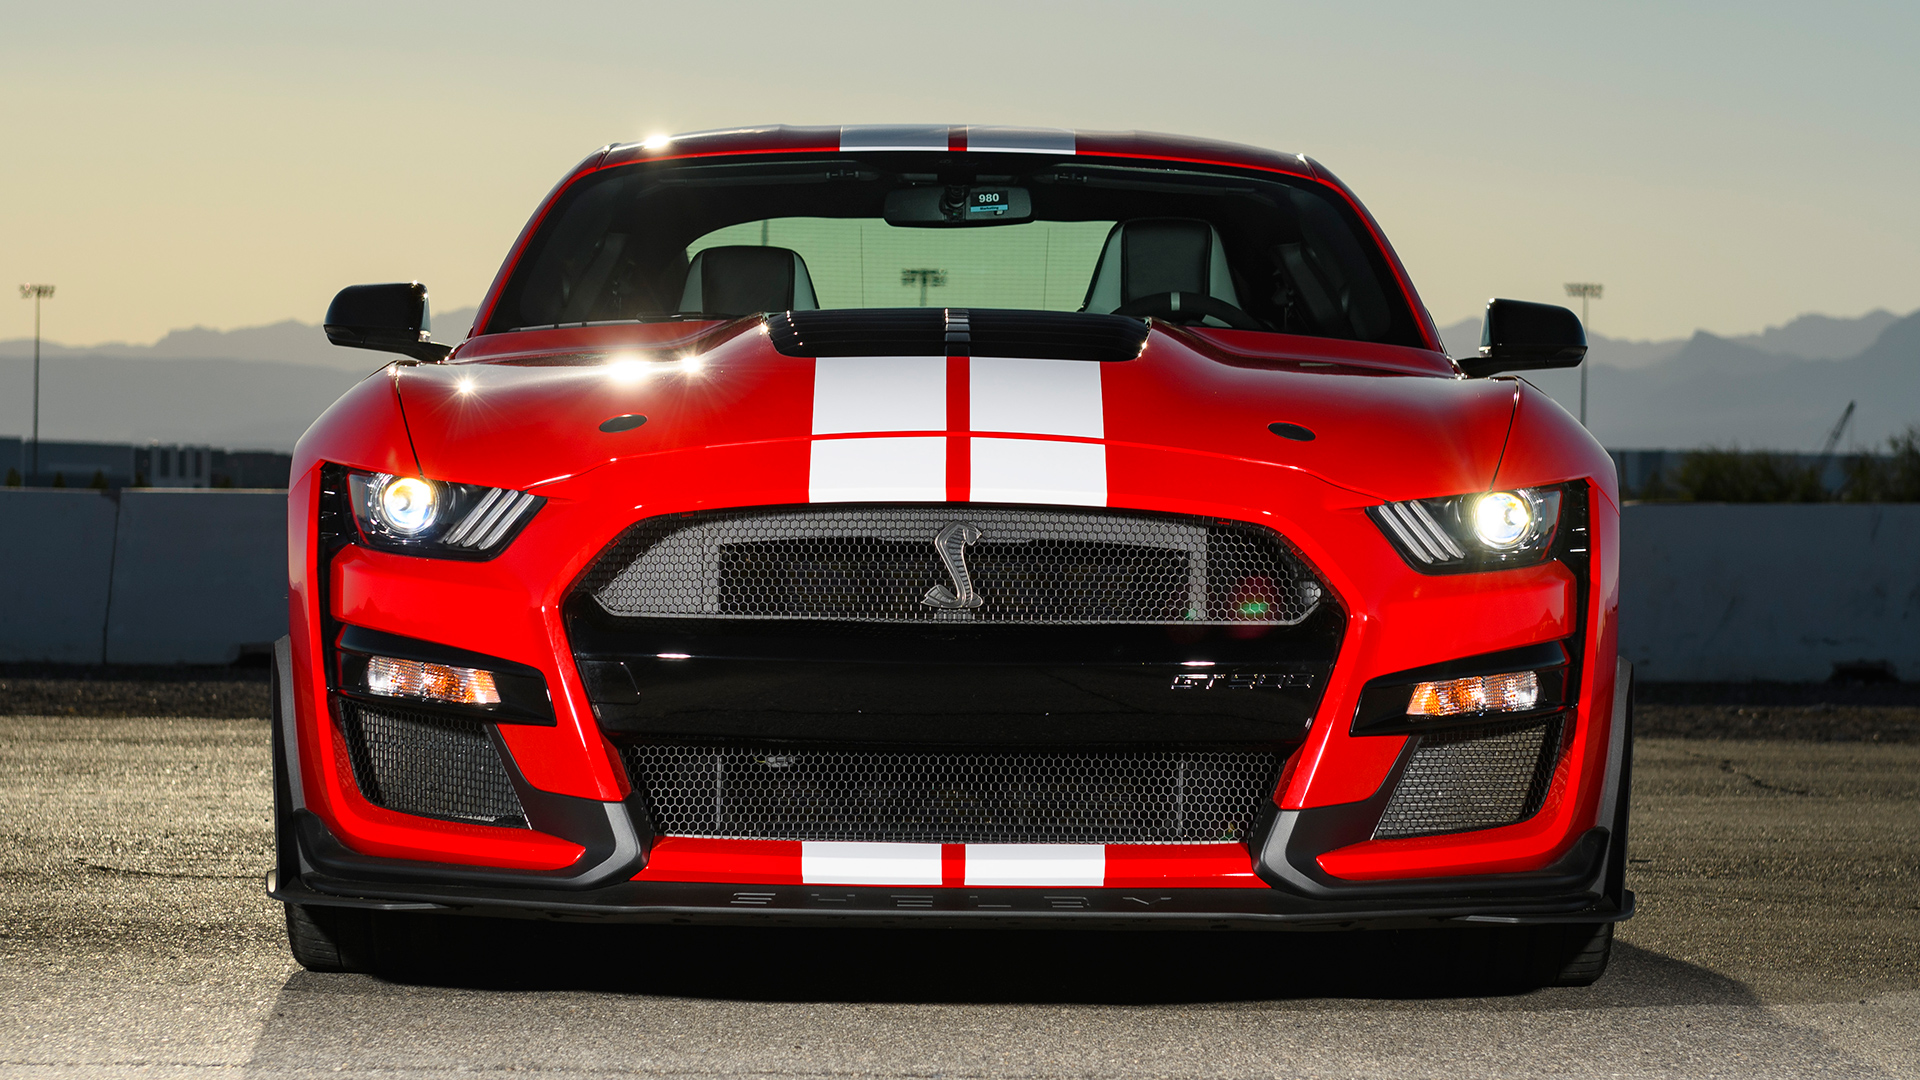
272;639;1635;929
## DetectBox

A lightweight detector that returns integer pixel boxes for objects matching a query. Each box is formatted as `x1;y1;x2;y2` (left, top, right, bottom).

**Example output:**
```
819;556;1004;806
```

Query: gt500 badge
1170;672;1315;691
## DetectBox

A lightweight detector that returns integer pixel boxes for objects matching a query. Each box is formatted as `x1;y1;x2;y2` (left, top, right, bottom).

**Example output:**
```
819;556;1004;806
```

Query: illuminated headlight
365;655;501;706
1472;492;1533;549
374;476;438;536
1407;670;1539;717
345;470;543;558
1369;485;1566;572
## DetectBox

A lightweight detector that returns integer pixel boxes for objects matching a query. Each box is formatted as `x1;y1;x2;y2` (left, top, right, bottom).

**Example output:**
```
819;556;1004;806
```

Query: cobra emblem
921;520;985;610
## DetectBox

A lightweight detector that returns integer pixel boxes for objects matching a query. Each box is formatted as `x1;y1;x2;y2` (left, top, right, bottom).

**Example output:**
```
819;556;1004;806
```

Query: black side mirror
1458;298;1587;378
324;282;452;362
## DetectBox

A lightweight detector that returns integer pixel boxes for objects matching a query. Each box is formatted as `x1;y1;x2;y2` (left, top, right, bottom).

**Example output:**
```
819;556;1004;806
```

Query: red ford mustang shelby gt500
269;124;1631;983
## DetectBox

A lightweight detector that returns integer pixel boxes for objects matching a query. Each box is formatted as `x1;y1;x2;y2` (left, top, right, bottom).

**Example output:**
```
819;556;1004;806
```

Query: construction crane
1820;401;1856;459
1814;400;1856;495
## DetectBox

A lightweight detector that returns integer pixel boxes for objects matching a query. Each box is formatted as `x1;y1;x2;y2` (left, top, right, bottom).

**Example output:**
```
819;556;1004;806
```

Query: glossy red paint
283;128;1625;911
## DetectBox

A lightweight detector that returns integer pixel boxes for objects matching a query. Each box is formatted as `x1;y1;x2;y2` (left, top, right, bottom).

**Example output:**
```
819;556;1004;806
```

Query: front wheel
284;903;377;973
1538;921;1613;987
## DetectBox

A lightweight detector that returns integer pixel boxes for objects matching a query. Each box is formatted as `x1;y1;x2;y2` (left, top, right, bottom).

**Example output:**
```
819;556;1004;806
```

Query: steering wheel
1112;291;1266;331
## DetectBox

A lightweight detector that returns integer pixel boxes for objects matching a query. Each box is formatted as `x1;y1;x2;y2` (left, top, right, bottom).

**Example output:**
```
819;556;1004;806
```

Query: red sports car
269;125;1630;984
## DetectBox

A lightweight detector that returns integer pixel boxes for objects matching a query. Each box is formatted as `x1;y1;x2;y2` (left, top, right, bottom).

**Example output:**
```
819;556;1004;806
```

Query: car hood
398;322;1516;504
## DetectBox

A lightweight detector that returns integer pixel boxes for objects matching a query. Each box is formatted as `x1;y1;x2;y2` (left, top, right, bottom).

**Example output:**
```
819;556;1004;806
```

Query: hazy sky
3;1;1915;347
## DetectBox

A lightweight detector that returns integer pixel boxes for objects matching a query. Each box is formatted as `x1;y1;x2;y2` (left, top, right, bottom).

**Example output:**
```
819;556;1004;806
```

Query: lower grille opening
621;743;1283;845
1372;716;1565;840
337;701;528;828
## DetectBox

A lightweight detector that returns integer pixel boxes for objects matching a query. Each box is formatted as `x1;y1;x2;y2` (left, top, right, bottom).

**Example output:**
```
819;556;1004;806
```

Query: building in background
0;437;292;489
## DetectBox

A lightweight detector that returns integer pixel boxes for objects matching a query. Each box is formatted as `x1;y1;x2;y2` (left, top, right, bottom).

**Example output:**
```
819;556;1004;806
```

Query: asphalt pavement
2;712;1917;1079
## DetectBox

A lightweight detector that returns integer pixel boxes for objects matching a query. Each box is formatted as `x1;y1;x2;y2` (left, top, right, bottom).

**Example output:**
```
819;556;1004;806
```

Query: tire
285;903;377;973
1542;921;1614;986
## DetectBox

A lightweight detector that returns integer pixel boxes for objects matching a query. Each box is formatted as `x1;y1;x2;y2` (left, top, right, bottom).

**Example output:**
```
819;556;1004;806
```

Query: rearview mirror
324;282;452;362
884;185;1032;227
1459;298;1586;378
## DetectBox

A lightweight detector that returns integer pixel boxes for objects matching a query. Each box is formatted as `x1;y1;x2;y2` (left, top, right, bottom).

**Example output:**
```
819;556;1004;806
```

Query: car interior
488;156;1422;349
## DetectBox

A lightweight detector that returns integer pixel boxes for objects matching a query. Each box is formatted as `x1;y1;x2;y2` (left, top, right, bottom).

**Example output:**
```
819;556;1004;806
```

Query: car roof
596;125;1321;179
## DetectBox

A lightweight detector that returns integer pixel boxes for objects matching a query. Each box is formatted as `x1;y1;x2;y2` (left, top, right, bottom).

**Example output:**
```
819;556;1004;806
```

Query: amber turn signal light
364;656;502;706
1406;670;1539;717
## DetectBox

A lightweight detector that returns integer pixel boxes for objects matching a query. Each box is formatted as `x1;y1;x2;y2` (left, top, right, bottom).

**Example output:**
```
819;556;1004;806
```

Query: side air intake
337;702;527;827
1372;717;1564;839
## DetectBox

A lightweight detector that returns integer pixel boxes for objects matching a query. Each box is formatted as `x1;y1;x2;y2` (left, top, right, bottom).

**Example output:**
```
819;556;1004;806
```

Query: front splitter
269;869;1633;932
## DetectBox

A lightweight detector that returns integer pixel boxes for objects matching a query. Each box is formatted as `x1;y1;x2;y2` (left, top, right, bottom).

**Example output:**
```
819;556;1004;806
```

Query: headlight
374;476;439;537
1471;492;1533;549
1369;485;1567;572
346;470;543;558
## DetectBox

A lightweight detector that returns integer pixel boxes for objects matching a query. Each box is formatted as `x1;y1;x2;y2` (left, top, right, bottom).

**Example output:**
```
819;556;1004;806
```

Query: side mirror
1458;298;1587;378
324;282;452;362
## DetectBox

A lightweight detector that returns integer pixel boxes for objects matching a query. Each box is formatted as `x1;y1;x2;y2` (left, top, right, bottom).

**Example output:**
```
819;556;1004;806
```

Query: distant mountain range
1437;307;1920;451
0;306;1912;453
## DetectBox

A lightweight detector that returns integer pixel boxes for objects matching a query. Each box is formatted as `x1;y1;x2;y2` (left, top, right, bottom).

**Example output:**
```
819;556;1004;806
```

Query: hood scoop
766;307;1149;362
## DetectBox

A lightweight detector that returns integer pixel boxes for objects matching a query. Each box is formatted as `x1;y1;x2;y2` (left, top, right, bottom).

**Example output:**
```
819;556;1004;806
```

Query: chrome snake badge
921;520;985;610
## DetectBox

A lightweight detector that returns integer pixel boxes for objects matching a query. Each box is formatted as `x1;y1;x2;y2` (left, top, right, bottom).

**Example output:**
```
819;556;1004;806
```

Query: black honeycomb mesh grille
584;505;1325;625
1372;717;1564;840
338;702;527;827
621;744;1282;844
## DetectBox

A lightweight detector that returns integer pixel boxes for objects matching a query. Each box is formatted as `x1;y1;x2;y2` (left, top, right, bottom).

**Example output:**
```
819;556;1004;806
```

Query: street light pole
18;284;55;482
1564;282;1603;427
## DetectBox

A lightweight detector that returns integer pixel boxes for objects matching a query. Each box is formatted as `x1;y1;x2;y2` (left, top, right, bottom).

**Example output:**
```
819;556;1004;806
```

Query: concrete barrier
0;491;120;662
0;488;287;664
104;490;289;664
1619;503;1920;682
2;492;1916;679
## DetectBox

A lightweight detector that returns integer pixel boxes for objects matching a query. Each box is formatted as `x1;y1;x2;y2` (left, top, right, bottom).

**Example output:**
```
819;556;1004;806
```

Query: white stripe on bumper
801;842;943;885
963;844;1105;887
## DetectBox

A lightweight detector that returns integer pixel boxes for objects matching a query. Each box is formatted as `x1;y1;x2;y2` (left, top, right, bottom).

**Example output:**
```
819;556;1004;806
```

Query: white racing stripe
839;125;951;152
809;437;945;502
964;844;1105;887
971;438;1105;506
813;356;947;434
801;842;943;885
969;356;1103;438
962;126;1076;155
807;354;1107;505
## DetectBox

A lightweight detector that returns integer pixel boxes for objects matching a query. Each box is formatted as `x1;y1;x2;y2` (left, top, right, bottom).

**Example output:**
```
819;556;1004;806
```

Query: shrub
1669;448;1826;503
1843;426;1920;502
4;467;18;487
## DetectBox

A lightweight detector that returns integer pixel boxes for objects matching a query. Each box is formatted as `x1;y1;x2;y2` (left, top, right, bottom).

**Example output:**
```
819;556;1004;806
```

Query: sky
2;0;1916;348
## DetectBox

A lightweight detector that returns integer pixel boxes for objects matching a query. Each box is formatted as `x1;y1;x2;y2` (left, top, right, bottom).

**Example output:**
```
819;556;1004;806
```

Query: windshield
487;154;1425;348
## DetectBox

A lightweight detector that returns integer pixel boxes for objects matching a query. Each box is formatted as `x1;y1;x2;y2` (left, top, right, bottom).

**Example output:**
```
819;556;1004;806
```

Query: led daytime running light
365;656;501;706
1406;670;1540;717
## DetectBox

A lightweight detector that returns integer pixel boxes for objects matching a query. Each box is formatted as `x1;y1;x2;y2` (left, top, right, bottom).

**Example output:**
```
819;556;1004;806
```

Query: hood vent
766;308;1149;362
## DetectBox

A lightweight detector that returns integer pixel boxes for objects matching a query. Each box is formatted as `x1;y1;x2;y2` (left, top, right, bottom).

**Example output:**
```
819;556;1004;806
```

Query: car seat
1080;218;1245;326
679;246;820;317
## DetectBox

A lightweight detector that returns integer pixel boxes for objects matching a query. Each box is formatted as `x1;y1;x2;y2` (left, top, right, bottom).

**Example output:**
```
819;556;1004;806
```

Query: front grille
1372;717;1564;840
337;701;527;827
621;744;1282;844
584;505;1325;625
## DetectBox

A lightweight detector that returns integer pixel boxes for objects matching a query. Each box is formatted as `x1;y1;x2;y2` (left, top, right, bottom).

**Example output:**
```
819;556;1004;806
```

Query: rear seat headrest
679;245;820;316
1082;218;1241;315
